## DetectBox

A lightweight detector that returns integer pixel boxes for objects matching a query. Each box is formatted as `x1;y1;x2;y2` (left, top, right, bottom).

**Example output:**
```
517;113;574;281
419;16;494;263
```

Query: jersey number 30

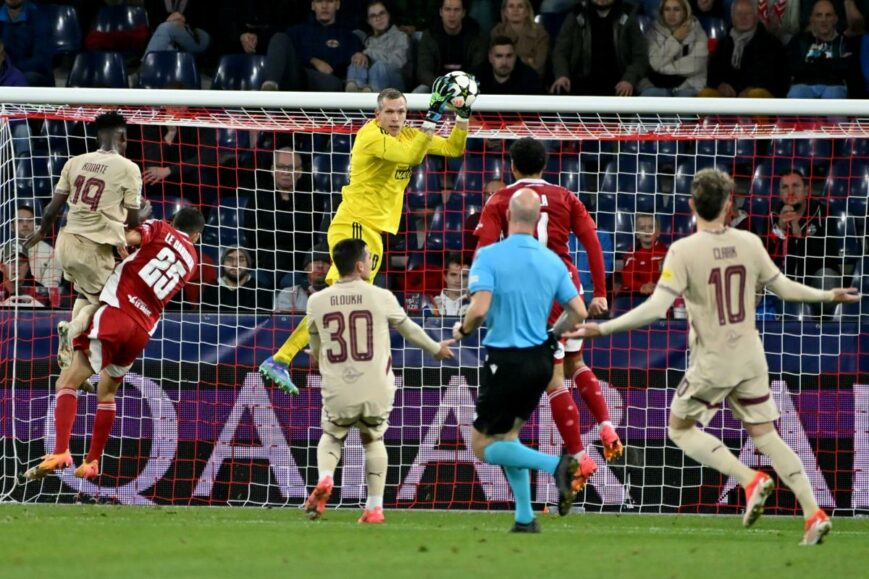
139;248;188;300
322;310;374;363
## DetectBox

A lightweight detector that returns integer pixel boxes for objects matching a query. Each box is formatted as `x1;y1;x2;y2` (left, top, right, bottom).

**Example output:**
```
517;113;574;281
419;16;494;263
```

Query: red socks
86;401;116;463
574;366;610;424
53;389;78;454
547;387;583;456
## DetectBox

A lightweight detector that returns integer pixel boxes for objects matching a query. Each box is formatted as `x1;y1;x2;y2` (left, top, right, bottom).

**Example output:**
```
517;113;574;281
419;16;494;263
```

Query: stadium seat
149;196;191;221
200;196;252;262
93;5;148;33
842;257;868;320
139;51;201;89
66;51;128;88
838;137;869;159
699;17;727;41
748;160;775;198
46;4;82;55
614;212;635;254
211;54;267;91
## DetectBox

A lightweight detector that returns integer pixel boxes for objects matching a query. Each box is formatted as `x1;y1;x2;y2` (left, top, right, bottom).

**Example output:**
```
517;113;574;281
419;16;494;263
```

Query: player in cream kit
25;112;144;370
303;238;454;524
575;169;859;546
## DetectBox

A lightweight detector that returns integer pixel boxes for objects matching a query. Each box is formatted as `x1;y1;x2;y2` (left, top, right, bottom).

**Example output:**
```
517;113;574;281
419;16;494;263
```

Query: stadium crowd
1;0;866;320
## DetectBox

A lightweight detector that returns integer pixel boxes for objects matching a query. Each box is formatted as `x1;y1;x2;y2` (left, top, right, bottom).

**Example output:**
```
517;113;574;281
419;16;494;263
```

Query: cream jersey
57;149;142;246
656;228;782;388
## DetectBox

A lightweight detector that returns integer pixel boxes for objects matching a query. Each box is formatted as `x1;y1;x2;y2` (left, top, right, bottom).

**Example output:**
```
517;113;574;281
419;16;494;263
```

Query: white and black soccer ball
443;70;479;111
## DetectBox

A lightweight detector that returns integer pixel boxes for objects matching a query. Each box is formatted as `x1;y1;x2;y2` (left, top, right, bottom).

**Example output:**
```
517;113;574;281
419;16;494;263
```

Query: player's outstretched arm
24;191;68;250
766;274;860;304
394;318;454;361
571;286;678;339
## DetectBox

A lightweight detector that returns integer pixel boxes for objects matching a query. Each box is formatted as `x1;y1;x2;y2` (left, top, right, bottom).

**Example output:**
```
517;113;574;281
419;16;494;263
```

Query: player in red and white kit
24;208;205;481
474;138;623;490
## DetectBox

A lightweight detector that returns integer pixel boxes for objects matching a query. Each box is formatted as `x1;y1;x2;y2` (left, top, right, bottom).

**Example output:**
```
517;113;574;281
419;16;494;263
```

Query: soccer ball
443;71;479;111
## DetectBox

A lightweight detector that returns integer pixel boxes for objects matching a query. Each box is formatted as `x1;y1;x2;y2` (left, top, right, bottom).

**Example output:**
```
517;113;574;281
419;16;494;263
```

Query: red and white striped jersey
100;219;198;333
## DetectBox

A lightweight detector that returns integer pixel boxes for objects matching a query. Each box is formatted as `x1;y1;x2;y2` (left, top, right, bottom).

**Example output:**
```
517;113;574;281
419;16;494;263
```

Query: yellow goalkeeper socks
273;318;310;366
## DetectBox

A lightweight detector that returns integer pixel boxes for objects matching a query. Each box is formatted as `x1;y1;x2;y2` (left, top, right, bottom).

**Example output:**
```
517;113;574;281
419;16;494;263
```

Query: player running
474;137;622;491
259;81;472;394
25;112;145;373
573;169;858;545
304;238;454;523
23;208;204;481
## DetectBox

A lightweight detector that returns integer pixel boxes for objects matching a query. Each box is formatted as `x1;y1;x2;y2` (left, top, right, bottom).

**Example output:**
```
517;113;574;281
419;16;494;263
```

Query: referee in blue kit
452;188;589;533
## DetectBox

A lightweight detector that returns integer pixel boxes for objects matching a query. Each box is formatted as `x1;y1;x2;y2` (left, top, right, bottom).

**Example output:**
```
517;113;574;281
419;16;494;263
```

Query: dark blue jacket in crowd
0;56;27;86
288;15;363;76
0;1;51;80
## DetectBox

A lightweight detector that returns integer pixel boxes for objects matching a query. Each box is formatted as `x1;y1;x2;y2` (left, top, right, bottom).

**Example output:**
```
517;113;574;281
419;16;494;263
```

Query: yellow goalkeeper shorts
325;219;384;285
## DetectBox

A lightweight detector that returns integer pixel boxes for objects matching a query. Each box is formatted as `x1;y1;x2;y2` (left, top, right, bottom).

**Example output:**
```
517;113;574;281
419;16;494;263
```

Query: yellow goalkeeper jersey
332;119;468;234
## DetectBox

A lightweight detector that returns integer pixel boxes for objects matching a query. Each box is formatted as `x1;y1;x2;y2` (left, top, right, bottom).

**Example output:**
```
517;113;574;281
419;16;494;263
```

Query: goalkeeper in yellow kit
259;77;472;394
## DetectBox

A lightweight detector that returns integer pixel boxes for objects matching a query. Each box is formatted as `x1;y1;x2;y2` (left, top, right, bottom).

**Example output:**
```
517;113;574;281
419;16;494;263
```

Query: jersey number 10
708;265;746;325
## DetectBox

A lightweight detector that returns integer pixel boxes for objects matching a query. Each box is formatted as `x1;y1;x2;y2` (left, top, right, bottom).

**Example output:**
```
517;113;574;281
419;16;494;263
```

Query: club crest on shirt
343;366;364;383
326;39;340;48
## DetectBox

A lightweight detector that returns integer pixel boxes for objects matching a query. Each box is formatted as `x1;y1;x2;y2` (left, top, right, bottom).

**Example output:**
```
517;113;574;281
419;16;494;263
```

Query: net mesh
0;103;866;513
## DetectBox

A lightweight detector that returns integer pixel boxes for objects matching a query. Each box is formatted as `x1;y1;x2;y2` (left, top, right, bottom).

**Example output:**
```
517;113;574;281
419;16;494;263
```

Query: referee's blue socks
483;439;559;475
504;466;534;524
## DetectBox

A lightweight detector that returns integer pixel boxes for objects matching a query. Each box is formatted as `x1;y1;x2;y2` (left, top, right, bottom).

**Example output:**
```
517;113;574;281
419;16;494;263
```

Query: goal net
1;90;866;514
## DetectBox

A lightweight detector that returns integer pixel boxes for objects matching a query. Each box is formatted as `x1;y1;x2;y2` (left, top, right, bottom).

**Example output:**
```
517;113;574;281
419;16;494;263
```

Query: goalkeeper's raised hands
423;75;451;128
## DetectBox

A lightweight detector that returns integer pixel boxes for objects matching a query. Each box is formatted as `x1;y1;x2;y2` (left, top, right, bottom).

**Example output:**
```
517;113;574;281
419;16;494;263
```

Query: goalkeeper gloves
424;75;451;127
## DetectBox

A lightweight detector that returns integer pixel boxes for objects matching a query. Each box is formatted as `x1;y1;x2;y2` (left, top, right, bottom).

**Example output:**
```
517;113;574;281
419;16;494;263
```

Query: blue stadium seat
795;139;833;170
842;257;869;320
443;209;465;251
93;5;148;32
66;52;128;88
671;213;695;237
696;139;736;159
749;160;775;198
636;13;653;34
46;4;82;55
149;196;191;221
139;51;200;89
614;212;635;254
838;138;869;159
211;54;267;91
699;17;727;41
200;196;252;262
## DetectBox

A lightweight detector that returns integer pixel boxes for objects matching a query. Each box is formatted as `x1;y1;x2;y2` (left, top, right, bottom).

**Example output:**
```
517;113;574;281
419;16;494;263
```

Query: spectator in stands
415;0;487;92
763;170;837;286
141;84;218;205
639;0;708;96
0;245;49;307
689;0;726;19
274;246;330;312
261;0;365;92
215;1;297;56
247;147;317;276
346;1;409;92
758;0;803;43
699;0;789;97
490;0;550;76
799;0;866;36
550;0;649;96
0;0;51;86
464;178;504;261
201;246;272;311
473;35;544;94
0;39;25;86
787;0;858;98
13;204;60;289
426;252;470;316
615;214;668;313
143;9;211;56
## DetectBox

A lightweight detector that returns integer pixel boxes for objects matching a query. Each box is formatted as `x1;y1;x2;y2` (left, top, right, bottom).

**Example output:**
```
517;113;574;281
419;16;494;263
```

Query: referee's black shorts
473;342;555;436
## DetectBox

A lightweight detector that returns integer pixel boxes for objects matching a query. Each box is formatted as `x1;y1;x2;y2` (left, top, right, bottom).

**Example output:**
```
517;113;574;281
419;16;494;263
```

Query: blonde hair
500;0;535;26
658;0;693;26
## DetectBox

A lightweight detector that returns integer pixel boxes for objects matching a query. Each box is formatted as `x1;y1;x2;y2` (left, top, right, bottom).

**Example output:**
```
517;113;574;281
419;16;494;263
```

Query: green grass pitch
1;505;867;578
